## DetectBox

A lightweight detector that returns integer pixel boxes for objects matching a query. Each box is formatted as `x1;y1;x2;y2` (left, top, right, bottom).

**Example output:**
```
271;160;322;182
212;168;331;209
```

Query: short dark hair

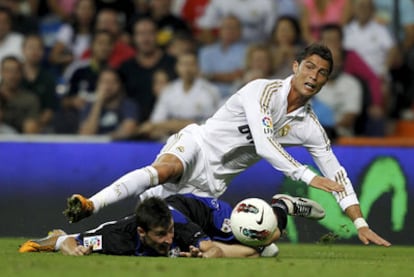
1;55;22;70
320;23;344;41
0;6;13;22
133;16;158;31
296;43;333;75
272;15;302;45
135;197;172;232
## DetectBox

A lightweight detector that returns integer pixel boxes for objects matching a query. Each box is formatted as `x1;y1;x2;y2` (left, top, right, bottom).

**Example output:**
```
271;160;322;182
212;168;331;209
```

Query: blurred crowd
0;0;413;142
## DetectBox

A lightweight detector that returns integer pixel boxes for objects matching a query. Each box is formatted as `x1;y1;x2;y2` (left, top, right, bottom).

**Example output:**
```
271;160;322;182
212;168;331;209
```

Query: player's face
140;220;174;256
291;54;330;98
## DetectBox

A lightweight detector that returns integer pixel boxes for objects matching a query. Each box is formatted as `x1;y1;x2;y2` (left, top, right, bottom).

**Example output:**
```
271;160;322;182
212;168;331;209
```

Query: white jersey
150;78;221;123
147;75;358;211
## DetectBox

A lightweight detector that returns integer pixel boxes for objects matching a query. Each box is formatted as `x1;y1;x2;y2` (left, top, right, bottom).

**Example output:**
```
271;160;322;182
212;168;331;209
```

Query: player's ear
292;61;299;74
137;226;146;237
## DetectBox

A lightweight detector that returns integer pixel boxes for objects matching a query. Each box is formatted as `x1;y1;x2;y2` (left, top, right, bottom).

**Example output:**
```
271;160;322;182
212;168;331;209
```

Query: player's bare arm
345;204;391;247
309;176;345;193
211;241;259;258
60;237;93;256
179;241;224;258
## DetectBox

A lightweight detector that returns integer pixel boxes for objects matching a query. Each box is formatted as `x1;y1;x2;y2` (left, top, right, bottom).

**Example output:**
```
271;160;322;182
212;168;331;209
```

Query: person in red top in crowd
172;0;210;39
81;9;135;69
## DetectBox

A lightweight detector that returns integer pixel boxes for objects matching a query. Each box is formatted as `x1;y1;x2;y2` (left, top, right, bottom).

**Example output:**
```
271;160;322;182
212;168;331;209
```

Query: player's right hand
357;227;392;247
179;245;203;258
310;176;345;193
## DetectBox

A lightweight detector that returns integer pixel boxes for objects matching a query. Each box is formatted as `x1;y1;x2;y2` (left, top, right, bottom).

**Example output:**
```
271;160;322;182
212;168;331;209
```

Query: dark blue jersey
76;194;235;257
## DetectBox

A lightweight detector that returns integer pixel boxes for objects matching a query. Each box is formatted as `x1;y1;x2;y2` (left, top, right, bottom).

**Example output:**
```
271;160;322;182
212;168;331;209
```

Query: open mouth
304;82;317;90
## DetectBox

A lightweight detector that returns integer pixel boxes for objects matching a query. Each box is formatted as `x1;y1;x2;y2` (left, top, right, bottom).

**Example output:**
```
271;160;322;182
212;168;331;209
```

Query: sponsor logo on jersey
262;116;273;134
176;146;185;152
83;235;103;251
221;218;232;233
278;124;291;137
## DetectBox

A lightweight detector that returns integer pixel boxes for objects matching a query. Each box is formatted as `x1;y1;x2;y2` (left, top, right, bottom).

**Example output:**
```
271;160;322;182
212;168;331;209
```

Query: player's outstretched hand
357;227;391;247
310;176;345;193
179;245;203;258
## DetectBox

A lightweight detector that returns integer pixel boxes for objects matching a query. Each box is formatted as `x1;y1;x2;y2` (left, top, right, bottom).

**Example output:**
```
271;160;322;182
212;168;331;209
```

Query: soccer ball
230;198;278;247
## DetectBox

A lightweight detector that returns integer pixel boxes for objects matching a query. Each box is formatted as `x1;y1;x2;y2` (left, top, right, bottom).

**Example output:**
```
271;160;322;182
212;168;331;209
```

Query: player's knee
152;154;184;183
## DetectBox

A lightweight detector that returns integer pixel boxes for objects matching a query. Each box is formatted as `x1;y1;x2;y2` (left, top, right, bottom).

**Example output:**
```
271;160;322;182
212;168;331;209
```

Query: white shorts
140;124;227;201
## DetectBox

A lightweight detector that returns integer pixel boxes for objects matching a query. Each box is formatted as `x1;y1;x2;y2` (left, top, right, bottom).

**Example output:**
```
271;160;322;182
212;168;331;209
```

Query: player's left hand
179;245;203;258
357;227;391;247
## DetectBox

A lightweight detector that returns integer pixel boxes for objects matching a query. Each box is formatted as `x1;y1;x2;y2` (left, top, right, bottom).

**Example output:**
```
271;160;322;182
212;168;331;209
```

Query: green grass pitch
3;238;414;277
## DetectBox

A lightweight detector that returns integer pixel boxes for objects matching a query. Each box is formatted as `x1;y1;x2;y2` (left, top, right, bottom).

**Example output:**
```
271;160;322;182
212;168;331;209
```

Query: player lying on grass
63;43;390;247
20;193;325;257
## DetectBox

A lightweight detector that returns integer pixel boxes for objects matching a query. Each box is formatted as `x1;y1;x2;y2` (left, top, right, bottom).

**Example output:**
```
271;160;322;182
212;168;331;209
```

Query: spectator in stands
196;0;277;44
230;44;275;95
165;32;196;59
343;0;399;120
48;0;95;72
55;30;114;134
44;0;78;22
21;34;58;133
152;69;171;98
78;68;139;140
94;0;135;23
314;47;363;137
373;0;414;55
135;52;220;141
130;0;191;48
0;56;40;133
198;15;247;100
271;15;304;79
0;0;39;34
300;0;353;43
170;0;210;40
0;6;24;63
344;0;399;79
320;24;385;136
275;0;301;19
81;8;136;69
372;0;414;118
0;93;17;134
118;17;176;123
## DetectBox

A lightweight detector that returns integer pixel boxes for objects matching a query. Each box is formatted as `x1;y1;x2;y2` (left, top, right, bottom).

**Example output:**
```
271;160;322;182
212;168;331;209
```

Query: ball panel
230;198;278;247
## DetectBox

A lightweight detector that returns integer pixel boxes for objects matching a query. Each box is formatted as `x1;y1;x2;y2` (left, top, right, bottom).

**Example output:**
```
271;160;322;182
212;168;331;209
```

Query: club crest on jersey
278;124;291;137
221;218;232;233
262;116;273;135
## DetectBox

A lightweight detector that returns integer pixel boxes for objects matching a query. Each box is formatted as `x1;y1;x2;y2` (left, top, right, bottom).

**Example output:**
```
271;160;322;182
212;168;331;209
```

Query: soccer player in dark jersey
20;194;287;257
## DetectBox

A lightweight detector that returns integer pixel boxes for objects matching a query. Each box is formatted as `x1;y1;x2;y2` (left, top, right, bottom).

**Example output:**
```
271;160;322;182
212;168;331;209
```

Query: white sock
90;166;159;212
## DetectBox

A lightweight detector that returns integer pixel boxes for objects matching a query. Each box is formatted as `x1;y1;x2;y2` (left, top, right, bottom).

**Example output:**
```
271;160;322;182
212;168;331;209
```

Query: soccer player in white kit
65;43;390;247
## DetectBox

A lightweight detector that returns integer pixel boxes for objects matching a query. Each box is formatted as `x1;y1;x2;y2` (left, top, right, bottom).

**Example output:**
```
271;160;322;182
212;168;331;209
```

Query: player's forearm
60;237;92;256
345;204;370;231
345;204;364;221
212;241;259;258
60;237;80;255
201;245;224;258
